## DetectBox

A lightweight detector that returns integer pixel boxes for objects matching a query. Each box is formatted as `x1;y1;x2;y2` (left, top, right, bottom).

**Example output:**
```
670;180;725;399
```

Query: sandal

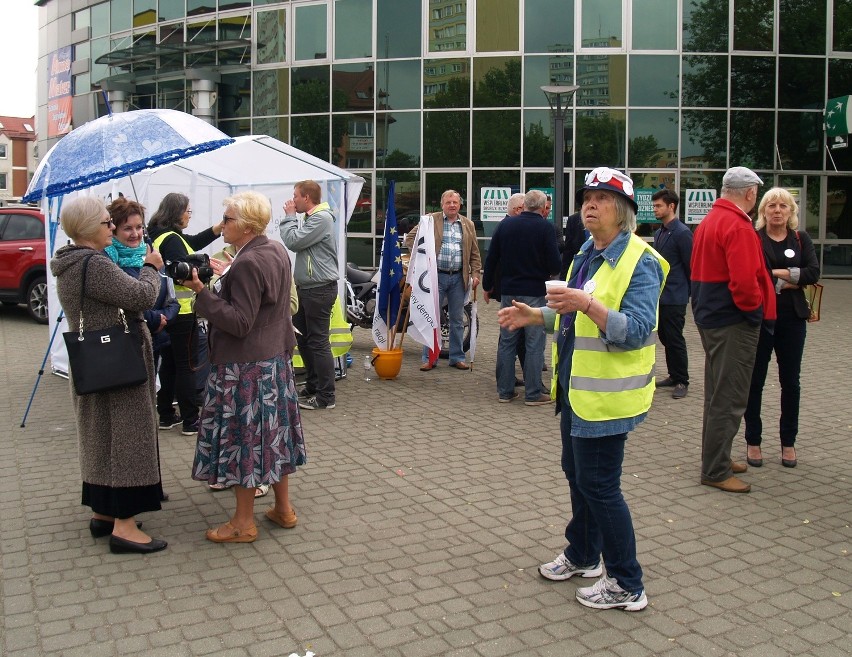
209;482;227;491
205;522;258;543
265;506;298;529
255;484;270;498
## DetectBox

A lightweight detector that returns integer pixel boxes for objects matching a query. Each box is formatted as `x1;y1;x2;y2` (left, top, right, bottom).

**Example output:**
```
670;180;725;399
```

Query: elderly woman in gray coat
50;196;168;555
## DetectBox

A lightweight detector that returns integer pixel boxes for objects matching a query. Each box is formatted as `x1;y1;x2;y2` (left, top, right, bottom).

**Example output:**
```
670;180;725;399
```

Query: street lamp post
541;84;579;246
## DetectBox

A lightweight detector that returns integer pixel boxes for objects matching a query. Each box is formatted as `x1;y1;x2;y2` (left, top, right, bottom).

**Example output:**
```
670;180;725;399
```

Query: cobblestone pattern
1;280;850;657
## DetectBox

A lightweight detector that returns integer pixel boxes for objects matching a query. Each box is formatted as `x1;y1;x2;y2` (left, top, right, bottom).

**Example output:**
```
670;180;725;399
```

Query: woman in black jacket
744;188;820;469
147;192;223;436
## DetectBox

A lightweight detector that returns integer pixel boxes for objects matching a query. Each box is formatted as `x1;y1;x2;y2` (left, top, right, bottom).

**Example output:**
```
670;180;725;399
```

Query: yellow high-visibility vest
551;233;669;421
292;295;353;368
152;231;195;315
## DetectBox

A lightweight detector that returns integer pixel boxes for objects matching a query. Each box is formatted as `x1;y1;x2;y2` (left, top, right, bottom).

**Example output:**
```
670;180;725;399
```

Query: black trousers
744;318;807;448
156;314;201;424
658;304;689;385
293;282;338;404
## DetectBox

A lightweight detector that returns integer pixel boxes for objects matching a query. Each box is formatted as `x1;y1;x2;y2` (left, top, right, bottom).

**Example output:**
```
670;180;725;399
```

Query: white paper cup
545;280;568;291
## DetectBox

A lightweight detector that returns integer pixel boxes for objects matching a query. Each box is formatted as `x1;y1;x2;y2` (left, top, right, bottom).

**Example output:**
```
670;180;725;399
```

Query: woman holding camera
147;193;224;436
183;191;306;543
50;197;167;554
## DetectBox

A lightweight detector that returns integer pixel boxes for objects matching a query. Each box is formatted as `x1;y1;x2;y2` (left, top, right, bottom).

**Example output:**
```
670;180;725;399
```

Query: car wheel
26;276;48;324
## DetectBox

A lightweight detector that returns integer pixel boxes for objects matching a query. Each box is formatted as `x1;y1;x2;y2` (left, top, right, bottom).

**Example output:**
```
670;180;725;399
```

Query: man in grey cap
690;166;776;493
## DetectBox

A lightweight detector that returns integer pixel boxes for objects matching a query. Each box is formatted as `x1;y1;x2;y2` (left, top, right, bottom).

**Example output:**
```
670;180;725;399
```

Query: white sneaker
538;553;603;581
576;575;648;611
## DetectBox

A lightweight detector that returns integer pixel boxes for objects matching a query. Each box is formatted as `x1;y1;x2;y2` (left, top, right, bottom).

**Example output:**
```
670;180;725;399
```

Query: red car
0;207;48;324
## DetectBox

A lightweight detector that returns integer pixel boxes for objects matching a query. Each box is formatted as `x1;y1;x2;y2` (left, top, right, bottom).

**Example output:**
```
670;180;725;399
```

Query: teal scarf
104;237;147;268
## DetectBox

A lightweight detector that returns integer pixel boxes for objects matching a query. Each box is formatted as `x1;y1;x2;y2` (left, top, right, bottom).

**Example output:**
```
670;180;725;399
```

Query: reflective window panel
524;0;573;53
291;65;330;114
423;58;471;109
429;0;467;53
295;4;328;60
377;0;421;58
730;110;774;169
575;109;626;168
632;0;677;50
523;56;575;106
778;57;825;109
682;55;728;108
629;55;678;107
777;112;822;171
780;0;825;55
332;63;375;112
581;0;622;48
292;115;331;161
576;55;626;107
680;109;727;169
472;109;521;166
256;9;286;65
733;0;773;51
476;0;519;52
628;109;678;168
376;60;422;111
730;56;775;108
473;57;521;108
523;108;556;168
376;112;421;167
252;68;290;116
682;0;728;53
335;0;372;59
253;116;289;142
423;111;470;167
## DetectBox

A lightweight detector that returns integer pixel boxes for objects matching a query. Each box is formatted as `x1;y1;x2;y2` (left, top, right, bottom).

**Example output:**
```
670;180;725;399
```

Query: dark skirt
192;353;306;488
82;482;162;519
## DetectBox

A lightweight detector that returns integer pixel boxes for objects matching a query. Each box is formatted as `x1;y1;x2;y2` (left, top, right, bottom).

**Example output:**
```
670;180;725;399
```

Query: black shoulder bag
62;253;149;395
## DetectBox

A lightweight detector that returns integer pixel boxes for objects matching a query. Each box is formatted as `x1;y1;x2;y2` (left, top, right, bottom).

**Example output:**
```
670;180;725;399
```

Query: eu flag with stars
377;180;403;331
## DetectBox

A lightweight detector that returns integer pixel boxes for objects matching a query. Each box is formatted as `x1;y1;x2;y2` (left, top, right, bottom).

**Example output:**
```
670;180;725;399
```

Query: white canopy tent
46;135;364;374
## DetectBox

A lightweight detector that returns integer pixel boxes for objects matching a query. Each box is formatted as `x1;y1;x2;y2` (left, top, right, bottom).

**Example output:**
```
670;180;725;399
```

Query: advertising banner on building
480;187;511;237
47;46;73;138
685;189;717;224
635;188;656;223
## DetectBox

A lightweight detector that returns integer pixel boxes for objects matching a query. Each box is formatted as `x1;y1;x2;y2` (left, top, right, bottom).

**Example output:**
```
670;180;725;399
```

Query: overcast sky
1;0;39;118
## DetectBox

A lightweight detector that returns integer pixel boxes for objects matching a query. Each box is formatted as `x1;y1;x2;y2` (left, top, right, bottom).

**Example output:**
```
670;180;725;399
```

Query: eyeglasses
222;215;237;224
100;219;115;226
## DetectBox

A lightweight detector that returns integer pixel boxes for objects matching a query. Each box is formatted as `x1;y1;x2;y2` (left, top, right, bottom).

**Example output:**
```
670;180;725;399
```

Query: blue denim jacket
541;230;665;438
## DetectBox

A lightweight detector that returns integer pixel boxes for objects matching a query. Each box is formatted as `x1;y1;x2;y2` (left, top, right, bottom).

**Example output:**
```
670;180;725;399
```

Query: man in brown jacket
404;189;481;370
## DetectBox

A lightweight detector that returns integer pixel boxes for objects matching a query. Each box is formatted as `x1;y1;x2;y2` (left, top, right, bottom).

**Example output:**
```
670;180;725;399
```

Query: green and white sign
685;189;717;224
826;96;852;137
635;188;656;224
480;187;512;237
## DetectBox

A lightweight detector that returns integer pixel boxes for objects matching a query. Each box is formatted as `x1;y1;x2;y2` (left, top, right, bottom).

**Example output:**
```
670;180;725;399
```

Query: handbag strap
75;252;129;341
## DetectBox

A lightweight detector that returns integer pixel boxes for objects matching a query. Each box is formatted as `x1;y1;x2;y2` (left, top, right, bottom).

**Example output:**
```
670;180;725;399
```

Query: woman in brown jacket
184;191;306;543
50;196;168;554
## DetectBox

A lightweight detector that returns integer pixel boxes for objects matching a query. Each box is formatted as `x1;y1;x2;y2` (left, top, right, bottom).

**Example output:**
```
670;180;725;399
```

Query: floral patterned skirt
192;353;306;488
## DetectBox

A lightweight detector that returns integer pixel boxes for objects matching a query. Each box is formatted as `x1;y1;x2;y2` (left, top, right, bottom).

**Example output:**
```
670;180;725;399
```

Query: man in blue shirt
652;190;693;399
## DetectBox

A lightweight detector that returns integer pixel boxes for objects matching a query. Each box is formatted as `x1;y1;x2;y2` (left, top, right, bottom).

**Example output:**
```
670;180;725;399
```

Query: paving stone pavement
1;281;850;657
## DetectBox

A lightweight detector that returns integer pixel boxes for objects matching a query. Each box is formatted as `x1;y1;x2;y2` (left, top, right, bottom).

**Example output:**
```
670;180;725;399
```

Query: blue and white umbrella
23;108;233;203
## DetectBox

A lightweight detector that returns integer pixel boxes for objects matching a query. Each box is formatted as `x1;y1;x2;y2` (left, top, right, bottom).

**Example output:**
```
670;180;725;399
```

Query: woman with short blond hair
183;191;306;543
744;187;820;469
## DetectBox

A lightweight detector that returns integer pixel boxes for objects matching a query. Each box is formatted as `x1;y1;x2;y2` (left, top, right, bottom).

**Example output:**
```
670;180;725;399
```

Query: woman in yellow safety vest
147;192;224;437
498;168;667;612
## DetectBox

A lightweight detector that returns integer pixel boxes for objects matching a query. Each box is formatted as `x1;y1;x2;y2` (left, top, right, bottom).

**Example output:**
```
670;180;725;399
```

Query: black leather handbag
62;254;148;395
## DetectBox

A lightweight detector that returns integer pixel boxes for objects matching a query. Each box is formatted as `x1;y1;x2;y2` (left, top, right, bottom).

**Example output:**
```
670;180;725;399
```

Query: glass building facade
35;0;852;274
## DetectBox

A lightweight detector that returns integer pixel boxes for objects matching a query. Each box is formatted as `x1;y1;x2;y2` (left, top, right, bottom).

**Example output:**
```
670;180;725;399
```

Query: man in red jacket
691;167;776;493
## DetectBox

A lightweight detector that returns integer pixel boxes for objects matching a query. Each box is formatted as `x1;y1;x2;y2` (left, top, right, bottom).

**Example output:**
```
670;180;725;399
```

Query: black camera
165;253;214;284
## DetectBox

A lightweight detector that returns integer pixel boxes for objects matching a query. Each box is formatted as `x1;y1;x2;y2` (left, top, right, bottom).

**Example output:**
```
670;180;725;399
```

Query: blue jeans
422;271;466;364
497;295;545;400
560;409;644;594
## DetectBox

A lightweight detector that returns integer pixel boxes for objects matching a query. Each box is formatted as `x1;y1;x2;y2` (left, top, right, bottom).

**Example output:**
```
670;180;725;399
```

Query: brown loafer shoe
731;461;748;474
205;522;258;543
524;394;554;406
451;362;469;370
265;506;298;529
701;476;751;493
420;362;435;371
